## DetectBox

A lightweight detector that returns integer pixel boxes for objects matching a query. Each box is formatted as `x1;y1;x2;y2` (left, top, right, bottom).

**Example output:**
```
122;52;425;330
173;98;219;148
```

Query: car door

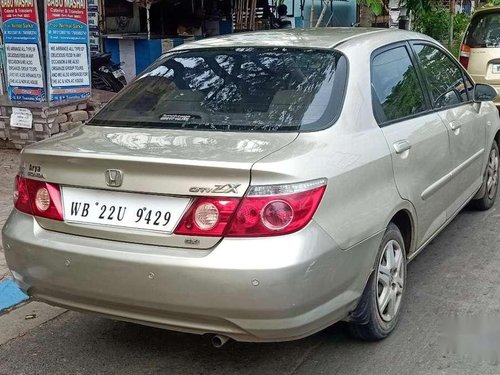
412;42;487;216
371;43;456;247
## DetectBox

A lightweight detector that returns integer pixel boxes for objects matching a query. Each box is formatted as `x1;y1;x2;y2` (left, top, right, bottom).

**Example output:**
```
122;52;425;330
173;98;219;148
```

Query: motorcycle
91;52;127;92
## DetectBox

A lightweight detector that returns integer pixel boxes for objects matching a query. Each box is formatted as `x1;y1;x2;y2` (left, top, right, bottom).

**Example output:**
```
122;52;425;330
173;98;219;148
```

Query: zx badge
189;184;241;194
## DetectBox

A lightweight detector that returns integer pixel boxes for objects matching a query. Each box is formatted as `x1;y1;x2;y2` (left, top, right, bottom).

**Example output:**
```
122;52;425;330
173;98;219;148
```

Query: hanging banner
0;0;46;102
46;0;91;102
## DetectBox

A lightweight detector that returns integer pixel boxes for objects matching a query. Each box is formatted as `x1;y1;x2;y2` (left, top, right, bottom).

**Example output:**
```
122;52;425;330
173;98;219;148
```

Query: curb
0;278;29;312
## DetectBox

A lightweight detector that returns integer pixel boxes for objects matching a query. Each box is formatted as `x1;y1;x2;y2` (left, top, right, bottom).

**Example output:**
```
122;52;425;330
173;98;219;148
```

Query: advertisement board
46;0;91;102
0;0;46;102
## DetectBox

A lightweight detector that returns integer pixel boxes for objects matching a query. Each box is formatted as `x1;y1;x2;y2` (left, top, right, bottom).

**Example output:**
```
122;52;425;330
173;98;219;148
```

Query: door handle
449;121;461;131
393;140;411;154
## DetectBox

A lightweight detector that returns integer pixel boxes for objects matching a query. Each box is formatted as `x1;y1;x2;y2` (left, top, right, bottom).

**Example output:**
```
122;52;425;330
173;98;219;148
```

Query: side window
413;44;469;109
371;46;428;125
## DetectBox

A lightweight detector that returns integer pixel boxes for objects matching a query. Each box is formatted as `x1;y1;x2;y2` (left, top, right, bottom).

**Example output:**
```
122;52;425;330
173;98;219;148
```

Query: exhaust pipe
211;334;230;348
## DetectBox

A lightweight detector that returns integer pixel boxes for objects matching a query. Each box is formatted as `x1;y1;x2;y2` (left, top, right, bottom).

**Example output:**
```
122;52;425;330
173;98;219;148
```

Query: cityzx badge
189;184;241;194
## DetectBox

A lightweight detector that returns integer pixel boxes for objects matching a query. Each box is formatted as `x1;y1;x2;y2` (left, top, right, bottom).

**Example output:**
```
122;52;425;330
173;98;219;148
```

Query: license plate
493;64;500;74
62;187;191;233
112;69;124;78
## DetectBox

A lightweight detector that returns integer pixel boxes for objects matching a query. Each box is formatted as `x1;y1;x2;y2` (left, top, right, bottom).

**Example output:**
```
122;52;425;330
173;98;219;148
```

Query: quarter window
413;44;469;109
371;46;428;125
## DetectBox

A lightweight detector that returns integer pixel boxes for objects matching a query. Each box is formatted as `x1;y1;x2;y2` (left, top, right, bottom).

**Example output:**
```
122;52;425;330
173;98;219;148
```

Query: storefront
0;0;111;149
96;0;356;82
0;0;356;149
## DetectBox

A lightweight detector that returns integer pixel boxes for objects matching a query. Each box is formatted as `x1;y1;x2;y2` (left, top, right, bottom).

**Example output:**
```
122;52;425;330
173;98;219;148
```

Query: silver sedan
3;28;499;345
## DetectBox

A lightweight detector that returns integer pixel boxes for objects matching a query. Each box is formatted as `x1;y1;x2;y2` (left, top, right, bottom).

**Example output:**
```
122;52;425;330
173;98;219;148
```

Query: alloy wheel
377;239;404;322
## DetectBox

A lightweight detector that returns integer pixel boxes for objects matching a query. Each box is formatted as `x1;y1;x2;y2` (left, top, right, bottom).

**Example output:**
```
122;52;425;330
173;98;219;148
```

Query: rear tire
472;141;499;211
348;223;407;341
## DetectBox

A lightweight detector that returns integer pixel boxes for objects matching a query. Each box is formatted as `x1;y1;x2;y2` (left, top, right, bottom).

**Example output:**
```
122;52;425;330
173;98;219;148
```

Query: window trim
370;41;433;128
408;40;474;112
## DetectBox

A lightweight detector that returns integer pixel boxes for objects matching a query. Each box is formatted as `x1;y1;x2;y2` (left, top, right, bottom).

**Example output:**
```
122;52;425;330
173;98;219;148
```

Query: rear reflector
14;176;63;221
174;179;327;237
459;44;471;69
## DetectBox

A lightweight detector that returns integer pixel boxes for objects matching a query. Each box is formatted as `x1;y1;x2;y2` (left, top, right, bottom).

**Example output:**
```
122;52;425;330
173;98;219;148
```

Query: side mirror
474;83;498;102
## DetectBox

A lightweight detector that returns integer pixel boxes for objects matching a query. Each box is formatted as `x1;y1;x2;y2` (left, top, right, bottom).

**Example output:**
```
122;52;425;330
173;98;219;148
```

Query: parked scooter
91;52;127;92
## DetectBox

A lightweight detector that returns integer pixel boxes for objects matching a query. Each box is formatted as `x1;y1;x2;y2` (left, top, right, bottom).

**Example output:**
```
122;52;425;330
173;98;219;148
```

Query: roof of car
174;27;429;51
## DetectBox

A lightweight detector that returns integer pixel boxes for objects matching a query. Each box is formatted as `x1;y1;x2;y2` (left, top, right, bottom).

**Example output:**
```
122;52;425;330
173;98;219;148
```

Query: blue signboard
46;0;91;102
1;0;46;102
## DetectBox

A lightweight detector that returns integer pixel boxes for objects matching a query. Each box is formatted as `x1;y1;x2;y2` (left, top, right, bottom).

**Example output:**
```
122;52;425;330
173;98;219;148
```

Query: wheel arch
473;130;500;200
388;208;415;256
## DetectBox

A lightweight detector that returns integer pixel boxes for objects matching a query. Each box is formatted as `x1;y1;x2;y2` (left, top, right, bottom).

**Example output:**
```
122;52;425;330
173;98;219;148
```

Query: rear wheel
348;223;407;341
472;141;499;211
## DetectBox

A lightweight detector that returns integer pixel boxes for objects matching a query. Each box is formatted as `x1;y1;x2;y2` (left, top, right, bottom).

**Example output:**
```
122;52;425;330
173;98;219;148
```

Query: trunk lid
21;125;297;248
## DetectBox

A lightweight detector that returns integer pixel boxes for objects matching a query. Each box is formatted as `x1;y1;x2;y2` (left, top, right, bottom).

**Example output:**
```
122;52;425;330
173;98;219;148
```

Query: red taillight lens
261;200;293;230
13;175;32;215
459;44;470;69
13;176;63;221
174;179;327;237
226;184;326;237
174;198;240;236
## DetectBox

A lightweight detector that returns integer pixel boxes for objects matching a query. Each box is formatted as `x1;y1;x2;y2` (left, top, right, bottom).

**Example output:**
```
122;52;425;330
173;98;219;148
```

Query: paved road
1;163;500;374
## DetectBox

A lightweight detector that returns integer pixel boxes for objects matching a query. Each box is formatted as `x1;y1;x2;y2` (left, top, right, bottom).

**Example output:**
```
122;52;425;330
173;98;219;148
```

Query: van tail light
459;44;471;69
13;176;63;221
174;179;327;237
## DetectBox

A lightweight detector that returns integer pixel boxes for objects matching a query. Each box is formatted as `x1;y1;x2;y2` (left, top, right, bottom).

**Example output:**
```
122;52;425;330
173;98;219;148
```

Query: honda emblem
105;169;123;187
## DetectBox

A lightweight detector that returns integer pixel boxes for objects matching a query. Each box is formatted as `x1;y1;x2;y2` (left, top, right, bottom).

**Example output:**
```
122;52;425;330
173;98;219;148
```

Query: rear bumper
2;210;380;342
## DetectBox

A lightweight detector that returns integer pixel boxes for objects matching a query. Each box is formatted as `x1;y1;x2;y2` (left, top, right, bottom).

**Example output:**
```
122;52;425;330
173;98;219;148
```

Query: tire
347;223;407;341
472;141;499;211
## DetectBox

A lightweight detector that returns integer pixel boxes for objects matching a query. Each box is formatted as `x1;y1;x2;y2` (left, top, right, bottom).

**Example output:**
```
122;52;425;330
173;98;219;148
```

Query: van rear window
89;47;347;132
465;12;500;47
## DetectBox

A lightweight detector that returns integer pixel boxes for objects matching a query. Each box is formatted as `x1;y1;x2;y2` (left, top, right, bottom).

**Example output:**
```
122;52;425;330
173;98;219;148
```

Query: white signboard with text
49;43;90;87
10;107;33;129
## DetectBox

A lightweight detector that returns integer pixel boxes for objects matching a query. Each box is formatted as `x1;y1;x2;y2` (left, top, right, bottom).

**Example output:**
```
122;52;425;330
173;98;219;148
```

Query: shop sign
88;6;100;52
0;0;46;102
45;0;91;102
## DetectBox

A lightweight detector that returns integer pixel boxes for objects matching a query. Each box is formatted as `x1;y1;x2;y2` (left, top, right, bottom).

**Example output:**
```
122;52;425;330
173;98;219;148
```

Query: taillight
174;179;327;237
13;176;63;221
13;175;31;215
459;44;470;69
226;180;327;237
174;198;240;236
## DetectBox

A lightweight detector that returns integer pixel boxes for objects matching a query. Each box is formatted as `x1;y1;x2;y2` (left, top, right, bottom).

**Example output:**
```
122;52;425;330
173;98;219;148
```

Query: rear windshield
89;47;347;132
465;12;500;47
